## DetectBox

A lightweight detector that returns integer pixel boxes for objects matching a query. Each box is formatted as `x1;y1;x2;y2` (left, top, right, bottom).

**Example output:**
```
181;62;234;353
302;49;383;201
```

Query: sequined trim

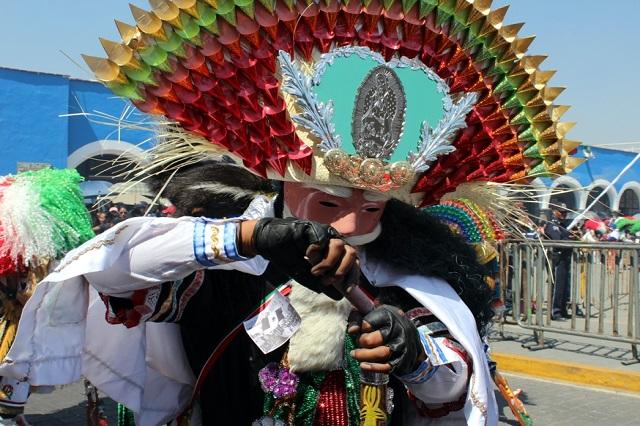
468;374;488;425
54;225;129;272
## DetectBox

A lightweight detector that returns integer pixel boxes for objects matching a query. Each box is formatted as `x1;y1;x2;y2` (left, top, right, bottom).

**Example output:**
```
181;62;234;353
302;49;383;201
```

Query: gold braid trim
54;225;129;273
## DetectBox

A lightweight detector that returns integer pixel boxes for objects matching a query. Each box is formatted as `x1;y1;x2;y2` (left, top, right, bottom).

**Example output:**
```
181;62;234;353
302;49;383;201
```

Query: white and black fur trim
146;160;274;218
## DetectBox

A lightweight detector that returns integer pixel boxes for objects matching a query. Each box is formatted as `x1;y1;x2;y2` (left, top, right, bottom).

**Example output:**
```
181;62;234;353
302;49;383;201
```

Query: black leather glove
362;305;423;376
252;217;343;299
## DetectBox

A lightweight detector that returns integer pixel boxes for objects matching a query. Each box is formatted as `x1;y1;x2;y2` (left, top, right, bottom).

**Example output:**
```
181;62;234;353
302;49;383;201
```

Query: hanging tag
244;288;301;354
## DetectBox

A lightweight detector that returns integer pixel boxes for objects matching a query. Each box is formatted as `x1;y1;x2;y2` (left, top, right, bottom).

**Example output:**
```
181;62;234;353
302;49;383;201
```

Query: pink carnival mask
283;182;387;245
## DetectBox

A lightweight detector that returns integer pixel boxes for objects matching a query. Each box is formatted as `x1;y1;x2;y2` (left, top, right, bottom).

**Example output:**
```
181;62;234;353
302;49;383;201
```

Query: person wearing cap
543;203;578;320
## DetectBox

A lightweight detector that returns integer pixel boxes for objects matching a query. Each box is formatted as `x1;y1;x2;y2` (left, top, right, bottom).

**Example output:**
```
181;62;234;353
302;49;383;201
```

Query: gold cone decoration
172;0;201;18
130;4;168;41
561;140;581;155
521;55;547;74
499;22;524;42
149;0;184;29
99;38;137;68
555;122;576;139
81;55;126;84
512;36;536;59
83;0;584;204
115;20;142;46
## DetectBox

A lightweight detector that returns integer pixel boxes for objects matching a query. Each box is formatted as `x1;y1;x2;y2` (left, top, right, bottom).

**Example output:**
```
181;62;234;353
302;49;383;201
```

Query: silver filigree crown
278;47;479;191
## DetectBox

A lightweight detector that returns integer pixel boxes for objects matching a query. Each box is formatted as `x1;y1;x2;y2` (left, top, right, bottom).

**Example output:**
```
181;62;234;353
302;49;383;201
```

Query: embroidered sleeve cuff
399;358;439;384
193;220;248;267
417;325;449;366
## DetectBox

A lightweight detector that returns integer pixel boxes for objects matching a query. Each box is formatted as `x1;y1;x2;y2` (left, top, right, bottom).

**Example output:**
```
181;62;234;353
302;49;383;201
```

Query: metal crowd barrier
498;239;640;365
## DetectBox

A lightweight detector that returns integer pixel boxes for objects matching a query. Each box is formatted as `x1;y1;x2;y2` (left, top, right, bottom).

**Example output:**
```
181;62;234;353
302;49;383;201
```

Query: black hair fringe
367;199;494;335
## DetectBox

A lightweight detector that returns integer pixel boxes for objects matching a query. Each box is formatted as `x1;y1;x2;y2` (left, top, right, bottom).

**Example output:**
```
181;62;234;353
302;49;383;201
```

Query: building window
619;189;639;216
549;184;578;213
586;186;611;217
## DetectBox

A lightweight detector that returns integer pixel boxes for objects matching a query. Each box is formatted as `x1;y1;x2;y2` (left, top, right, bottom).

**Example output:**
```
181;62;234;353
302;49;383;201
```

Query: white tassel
0;179;63;267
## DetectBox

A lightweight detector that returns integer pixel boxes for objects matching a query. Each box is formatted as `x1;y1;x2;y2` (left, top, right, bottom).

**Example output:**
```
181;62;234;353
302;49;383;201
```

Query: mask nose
331;211;358;236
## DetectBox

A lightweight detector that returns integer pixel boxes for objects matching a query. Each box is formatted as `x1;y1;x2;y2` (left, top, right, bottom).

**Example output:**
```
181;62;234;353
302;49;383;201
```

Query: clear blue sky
2;1;639;148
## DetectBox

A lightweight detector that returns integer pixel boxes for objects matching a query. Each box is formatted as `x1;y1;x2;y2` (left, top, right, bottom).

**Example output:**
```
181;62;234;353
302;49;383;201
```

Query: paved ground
24;383;116;425
18;373;640;425
496;373;640;425
489;323;640;372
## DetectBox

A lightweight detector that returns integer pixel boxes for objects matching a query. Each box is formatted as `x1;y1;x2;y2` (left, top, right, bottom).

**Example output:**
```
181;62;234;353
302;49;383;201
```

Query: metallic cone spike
525;93;545;108
561;140;581;154
171;0;200;18
541;141;560;156
465;4;486;25
81;55;126;84
532;70;556;90
99;38;136;67
454;0;473;20
551;105;570;122
521;55;547;75
473;0;493;15
555;122;576;139
538;125;557;141
149;0;183;28
522;144;541;159
507;69;529;88
531;110;551;123
512;36;535;59
130;4;168;40
510;111;529;126
528;161;549;176
548;159;566;174
402;0;419;13
499;22;524;42
115;20;141;46
487;5;509;28
564;156;585;172
542;87;565;105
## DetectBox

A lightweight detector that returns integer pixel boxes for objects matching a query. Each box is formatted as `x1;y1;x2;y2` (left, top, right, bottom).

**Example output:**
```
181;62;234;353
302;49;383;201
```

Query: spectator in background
543;203;582;320
91;211;111;234
117;205;129;221
107;206;121;225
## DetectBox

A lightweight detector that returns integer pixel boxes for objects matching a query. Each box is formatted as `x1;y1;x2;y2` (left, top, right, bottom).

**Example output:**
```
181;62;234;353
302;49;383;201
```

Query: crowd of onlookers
522;204;640;244
535;205;639;320
577;214;640;243
89;202;175;234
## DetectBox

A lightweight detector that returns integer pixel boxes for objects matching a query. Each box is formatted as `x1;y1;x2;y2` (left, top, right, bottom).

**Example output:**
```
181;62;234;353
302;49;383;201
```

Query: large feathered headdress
83;0;584;206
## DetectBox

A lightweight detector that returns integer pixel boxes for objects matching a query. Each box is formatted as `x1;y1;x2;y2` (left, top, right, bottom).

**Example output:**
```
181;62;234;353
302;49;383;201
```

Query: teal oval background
314;56;446;163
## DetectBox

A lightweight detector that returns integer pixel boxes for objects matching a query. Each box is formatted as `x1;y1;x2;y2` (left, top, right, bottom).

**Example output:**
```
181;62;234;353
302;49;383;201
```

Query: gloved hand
250;218;354;299
349;305;424;376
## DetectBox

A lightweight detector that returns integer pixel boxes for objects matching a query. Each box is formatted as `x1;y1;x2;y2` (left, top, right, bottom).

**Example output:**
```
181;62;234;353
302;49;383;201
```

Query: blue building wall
0;67;153;176
67;79;153;154
571;146;640;192
0;68;70;172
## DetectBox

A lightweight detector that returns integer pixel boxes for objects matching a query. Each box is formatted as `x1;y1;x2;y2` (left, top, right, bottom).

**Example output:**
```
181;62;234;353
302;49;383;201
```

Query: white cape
0;217;496;426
